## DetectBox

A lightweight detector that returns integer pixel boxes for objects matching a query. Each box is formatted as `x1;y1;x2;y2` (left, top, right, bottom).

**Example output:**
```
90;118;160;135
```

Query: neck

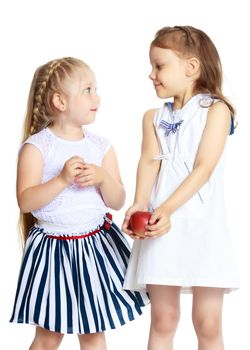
49;123;84;141
173;89;197;110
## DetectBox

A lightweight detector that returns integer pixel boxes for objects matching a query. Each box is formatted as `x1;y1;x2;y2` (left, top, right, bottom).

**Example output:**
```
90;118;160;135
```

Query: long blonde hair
151;26;236;116
19;57;90;248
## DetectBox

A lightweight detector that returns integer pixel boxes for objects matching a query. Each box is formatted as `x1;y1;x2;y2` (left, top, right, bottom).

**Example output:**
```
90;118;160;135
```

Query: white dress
124;94;239;293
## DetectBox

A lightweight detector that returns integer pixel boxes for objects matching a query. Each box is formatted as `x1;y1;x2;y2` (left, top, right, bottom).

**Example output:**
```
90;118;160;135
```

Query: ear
186;57;200;77
52;92;66;112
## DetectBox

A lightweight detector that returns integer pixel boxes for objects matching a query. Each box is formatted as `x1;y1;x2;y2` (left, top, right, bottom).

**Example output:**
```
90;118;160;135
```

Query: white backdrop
0;0;249;348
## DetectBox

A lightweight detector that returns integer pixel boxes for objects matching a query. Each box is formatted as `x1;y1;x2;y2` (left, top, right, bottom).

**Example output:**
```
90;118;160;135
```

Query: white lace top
23;127;111;233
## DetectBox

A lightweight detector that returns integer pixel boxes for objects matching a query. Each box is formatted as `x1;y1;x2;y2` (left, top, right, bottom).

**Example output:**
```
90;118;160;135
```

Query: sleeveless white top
23;127;111;234
124;94;239;293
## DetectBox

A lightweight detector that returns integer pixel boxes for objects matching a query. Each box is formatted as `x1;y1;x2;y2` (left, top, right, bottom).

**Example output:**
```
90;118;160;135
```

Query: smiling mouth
90;108;98;112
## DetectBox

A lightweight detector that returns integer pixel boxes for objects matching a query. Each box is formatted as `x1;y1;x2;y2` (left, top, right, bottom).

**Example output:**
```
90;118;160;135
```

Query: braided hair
19;57;89;247
22;57;89;141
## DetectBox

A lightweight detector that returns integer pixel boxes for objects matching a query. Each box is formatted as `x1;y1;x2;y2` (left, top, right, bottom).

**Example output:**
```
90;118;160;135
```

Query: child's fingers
145;231;167;239
78;179;94;187
75;172;92;181
123;213;134;230
122;219;139;238
123;227;143;240
125;209;134;218
123;214;131;224
74;174;85;182
69;157;85;165
81;163;93;171
122;219;131;232
145;223;158;231
131;235;144;240
71;161;85;170
74;169;85;177
145;230;164;238
149;212;160;225
122;215;145;240
145;216;163;231
144;222;171;237
82;170;94;177
144;228;159;237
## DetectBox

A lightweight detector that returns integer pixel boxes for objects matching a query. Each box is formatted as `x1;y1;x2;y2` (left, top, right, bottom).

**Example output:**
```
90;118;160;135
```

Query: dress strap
229;115;236;135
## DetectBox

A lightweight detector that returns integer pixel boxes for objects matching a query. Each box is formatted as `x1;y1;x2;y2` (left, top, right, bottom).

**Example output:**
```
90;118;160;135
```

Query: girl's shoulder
20;128;53;159
142;108;158;125
149;103;172;128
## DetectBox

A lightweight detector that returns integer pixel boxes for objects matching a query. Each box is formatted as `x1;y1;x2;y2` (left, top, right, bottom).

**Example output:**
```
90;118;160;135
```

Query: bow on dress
160;119;184;136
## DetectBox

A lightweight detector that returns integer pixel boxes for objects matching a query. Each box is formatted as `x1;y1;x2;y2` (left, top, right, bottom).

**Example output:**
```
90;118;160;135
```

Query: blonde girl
10;57;149;350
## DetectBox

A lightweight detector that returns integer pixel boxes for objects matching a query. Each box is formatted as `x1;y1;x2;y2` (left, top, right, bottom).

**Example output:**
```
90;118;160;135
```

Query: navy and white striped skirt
10;215;149;334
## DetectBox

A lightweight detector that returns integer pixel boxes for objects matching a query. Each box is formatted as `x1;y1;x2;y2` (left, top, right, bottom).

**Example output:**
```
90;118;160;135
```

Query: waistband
39;213;112;240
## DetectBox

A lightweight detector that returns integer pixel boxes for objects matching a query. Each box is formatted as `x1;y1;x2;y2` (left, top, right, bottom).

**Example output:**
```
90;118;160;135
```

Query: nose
149;68;156;81
94;91;101;104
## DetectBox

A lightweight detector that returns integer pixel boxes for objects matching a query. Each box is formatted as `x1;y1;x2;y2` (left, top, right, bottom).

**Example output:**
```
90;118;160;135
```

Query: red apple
129;211;152;237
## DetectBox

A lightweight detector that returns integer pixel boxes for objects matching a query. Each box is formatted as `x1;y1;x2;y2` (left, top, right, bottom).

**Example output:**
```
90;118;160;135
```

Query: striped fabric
10;222;149;334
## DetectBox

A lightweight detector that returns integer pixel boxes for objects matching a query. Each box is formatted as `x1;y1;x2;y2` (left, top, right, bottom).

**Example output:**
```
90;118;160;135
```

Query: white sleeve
19;130;51;160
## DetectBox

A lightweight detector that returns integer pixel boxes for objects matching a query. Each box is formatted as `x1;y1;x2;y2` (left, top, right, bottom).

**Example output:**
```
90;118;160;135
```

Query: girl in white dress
122;26;239;350
10;57;149;350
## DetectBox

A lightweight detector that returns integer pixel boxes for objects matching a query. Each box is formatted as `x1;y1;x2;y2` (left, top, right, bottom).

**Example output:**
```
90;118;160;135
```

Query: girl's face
149;46;190;99
63;68;100;127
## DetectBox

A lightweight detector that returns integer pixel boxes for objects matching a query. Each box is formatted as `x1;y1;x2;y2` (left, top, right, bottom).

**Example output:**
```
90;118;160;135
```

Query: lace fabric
22;128;111;232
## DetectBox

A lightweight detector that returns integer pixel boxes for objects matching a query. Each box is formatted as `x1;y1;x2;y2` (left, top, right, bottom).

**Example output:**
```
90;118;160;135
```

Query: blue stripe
81;238;100;332
44;291;50;330
100;237;124;283
70;240;80;332
124;289;145;313
10;228;40;321
107;226;131;265
74;240;89;333
97;300;105;330
54;242;61;332
99;231;145;318
110;280;134;322
90;240;115;329
61;242;73;333
62;238;71;261
110;223;131;256
134;291;147;307
22;232;47;322
33;239;51;323
93;240;125;326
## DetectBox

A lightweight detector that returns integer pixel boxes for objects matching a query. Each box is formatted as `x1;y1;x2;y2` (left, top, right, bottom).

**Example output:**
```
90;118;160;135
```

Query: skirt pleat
10;222;149;334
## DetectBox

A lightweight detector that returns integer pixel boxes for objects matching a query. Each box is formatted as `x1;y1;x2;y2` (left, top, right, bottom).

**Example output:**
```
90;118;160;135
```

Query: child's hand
58;156;85;186
144;205;171;238
75;163;105;187
122;203;148;240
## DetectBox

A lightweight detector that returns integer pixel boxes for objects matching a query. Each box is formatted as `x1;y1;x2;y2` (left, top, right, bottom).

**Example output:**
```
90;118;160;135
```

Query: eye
83;87;91;94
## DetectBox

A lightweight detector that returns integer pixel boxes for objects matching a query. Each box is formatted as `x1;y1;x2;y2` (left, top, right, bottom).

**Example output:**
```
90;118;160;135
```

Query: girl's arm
134;109;161;206
17;144;84;213
122;109;161;237
75;146;126;210
146;102;231;237
99;146;126;210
